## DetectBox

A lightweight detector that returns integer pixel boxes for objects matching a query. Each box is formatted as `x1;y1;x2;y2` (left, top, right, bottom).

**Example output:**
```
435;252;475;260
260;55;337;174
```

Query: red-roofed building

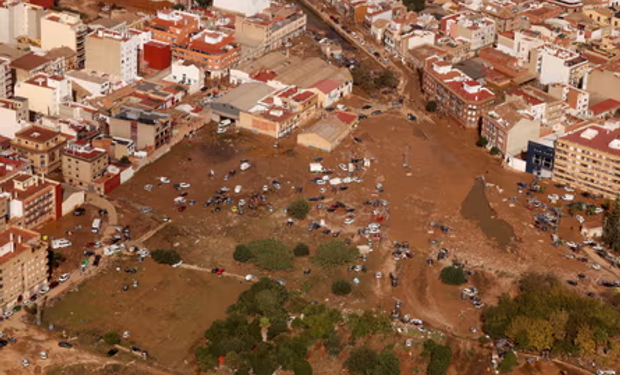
309;79;344;107
61;140;109;190
0;225;49;314
422;56;496;128
11;125;67;174
554;125;620;198
145;9;201;46
0;173;62;229
588;99;620;119
173;30;241;78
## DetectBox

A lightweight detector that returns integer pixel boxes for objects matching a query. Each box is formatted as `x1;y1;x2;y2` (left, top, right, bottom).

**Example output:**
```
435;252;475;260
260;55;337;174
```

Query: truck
92;218;101;234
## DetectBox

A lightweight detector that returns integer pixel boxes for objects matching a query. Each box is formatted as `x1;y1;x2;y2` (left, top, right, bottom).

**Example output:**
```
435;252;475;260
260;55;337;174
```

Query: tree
225;351;245;370
403;0;425;12
476;136;489;148
151;249;181;265
234;244;254;262
293;360;313;375
331;279;352;296
293;243;310;257
374;69;399;89
574;325;597;357
424;340;452;375
249;239;293;270
490;146;501;156
288;198;311;220
171;3;185;10
426;100;437;112
439;266;467;285
51;252;66;268
102;331;120;345
313;241;358;268
498;351;517;373
195;346;218;371
348;311;392;339
602;200;620;253
195;0;213;8
345;347;379;375
351;63;374;91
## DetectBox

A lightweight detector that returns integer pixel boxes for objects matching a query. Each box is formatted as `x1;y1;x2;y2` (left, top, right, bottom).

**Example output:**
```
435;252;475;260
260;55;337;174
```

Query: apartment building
0;97;29;139
506;86;565;128
14;74;71;116
0;57;11;98
165;60;205;94
522;3;562;24
11;125;66;174
553;125;620;198
92;134;135;160
481;99;541;156
40;11;87;67
0;0;44;44
435;37;473;64
0;172;62;229
213;0;269;16
548;83;590;119
481;0;528;33
145;9;201;46
422;56;496;128
86;29;140;84
585;61;620;102
441;12;496;51
9;53;52;84
109;107;171;151
0;226;49;313
174;30;241;78
234;4;307;60
62;140;109;190
526;44;589;87
238;86;319;138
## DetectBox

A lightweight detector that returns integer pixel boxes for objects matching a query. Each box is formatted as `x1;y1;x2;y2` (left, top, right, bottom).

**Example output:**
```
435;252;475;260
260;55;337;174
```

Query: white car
39;352;48;360
338;164;348;171
360;40;365;45
144;184;153;191
375;272;382;278
564;186;575;192
343;216;356;225
592;264;602;270
39;286;50;295
51;239;72;249
234;185;242;193
59;273;70;283
316;179;326;185
548;194;559;200
4;310;13;318
23;300;31;306
594;207;604;214
216;127;227;134
561;194;575;201
179;182;190;188
21;359;29;367
240;162;252;171
159;177;170;183
575;215;585;223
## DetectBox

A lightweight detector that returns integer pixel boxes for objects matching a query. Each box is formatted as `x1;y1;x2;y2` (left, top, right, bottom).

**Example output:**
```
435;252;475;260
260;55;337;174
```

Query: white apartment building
0;57;11;98
165;60;205;95
40;11;87;67
443;12;496;51
14;74;71;116
213;0;270;16
0;0;44;44
513;30;545;62
85;29;140;84
0;97;29;138
529;44;589;87
548;83;590;119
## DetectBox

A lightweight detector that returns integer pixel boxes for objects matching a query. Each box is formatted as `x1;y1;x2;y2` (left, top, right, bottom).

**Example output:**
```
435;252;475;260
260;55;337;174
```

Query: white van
92;218;101;233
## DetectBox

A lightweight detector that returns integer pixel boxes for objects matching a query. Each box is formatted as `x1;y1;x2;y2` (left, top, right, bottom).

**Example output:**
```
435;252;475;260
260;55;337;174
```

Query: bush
490;146;501;156
102;331;120;345
234;244;254;262
498;351;517;373
331;279;352;296
151;249;181;265
345;347;399;375
439;266;467;285
249;239;293;270
348;311;392;339
293;243;310;257
476;136;488;148
426;100;437;112
424;340;452;375
313;241;358;268
288;198;311;220
293;360;313;375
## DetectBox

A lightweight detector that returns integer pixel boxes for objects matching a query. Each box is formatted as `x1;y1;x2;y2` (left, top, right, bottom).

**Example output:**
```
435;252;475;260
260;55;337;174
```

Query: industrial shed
210;82;275;122
297;111;358;152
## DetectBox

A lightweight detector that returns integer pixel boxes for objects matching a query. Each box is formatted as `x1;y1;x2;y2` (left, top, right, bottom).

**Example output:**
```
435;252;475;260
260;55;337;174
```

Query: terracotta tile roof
310;79;340;94
561;125;620;157
589;99;620;117
335;111;358;125
10;53;50;71
15;125;59;143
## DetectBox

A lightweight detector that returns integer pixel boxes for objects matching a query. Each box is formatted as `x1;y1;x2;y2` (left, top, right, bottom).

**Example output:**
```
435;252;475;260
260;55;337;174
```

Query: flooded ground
460;179;516;251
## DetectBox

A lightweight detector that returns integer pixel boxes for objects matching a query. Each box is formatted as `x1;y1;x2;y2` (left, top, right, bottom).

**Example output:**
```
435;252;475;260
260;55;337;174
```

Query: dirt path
178;263;248;281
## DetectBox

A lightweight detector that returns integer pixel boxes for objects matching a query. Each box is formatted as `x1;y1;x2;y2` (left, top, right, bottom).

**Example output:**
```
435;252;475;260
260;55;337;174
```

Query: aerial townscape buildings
3;0;620;373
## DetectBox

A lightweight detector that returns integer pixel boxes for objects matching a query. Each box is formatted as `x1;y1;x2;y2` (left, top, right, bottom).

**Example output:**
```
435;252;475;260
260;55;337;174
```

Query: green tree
476;136;489;148
288;198;311;220
293;243;310;257
439;266;467;285
425;340;452;375
490;146;501;156
225;351;245;370
324;332;342;356
331;279;352;296
293;360;313;375
195;347;218;371
574;324;597;357
602;200;620;253
498;351;517;373
374;69;399;89
351;63;375;91
345;347;379;375
313;241;358;268
102;331;120;345
348;311;392;339
195;0;213;8
171;3;185;10
151;249;181;265
426;100;437;112
234;244;254;262
403;0;425;12
249;239;293;270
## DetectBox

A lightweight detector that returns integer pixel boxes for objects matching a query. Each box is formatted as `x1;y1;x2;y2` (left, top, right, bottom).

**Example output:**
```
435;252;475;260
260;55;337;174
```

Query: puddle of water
460;180;515;250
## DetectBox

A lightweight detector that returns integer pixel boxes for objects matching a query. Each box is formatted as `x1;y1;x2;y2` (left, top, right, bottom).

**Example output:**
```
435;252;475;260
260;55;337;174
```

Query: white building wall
540;53;570;85
213;0;270;16
61;189;85;216
0;107;28;138
167;61;205;94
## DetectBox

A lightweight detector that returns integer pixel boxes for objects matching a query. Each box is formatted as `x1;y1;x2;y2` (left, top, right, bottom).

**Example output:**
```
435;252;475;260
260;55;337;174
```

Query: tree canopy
602;200;620;253
233;239;294;270
288;198;311;220
151;249;181;265
313;241;358;268
345;347;400;375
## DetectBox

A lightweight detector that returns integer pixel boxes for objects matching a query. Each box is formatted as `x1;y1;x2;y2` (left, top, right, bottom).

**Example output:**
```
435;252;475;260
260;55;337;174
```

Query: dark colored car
362;105;372;110
359;114;368;119
407;113;416;121
107;349;119;356
49;281;60;289
325;106;335;112
93;255;101;267
371;110;382;116
73;208;85;216
567;280;578;286
58;342;73;348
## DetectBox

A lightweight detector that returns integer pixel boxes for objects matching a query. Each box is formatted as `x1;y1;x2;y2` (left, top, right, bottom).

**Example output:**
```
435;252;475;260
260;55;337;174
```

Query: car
362;105;372;110
162;216;171;222
575;215;585;223
159;177;170;183
407;113;416;121
107;348;119;357
179;182;190;188
592;264;602;270
140;207;153;213
3;310;13;318
564;186;575;192
594;207;604;214
561;194;575;201
22;359;29;367
50;281;60;289
325;106;335;112
59;273;70;283
58;342;73;348
51;239;72;249
39;285;50;295
93;255;101;267
144;184;153;191
216;127;227;134
359;114;368;119
39;352;48;360
375;272;382;278
73;208;86;216
234;185;242;193
548;194;559;200
343;216;356;225
567;280;578;286
371;110;382;115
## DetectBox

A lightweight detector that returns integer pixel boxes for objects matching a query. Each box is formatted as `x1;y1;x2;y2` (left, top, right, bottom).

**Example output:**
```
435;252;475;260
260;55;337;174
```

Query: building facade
62;140;109;190
0;0;44;45
0;57;11;98
0;226;49;314
481;99;541;156
85;29;140;84
14;74;71;116
174;30;241;78
109;107;171;151
40;11;87;67
11;125;66;174
0;172;62;229
0;97;29;139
